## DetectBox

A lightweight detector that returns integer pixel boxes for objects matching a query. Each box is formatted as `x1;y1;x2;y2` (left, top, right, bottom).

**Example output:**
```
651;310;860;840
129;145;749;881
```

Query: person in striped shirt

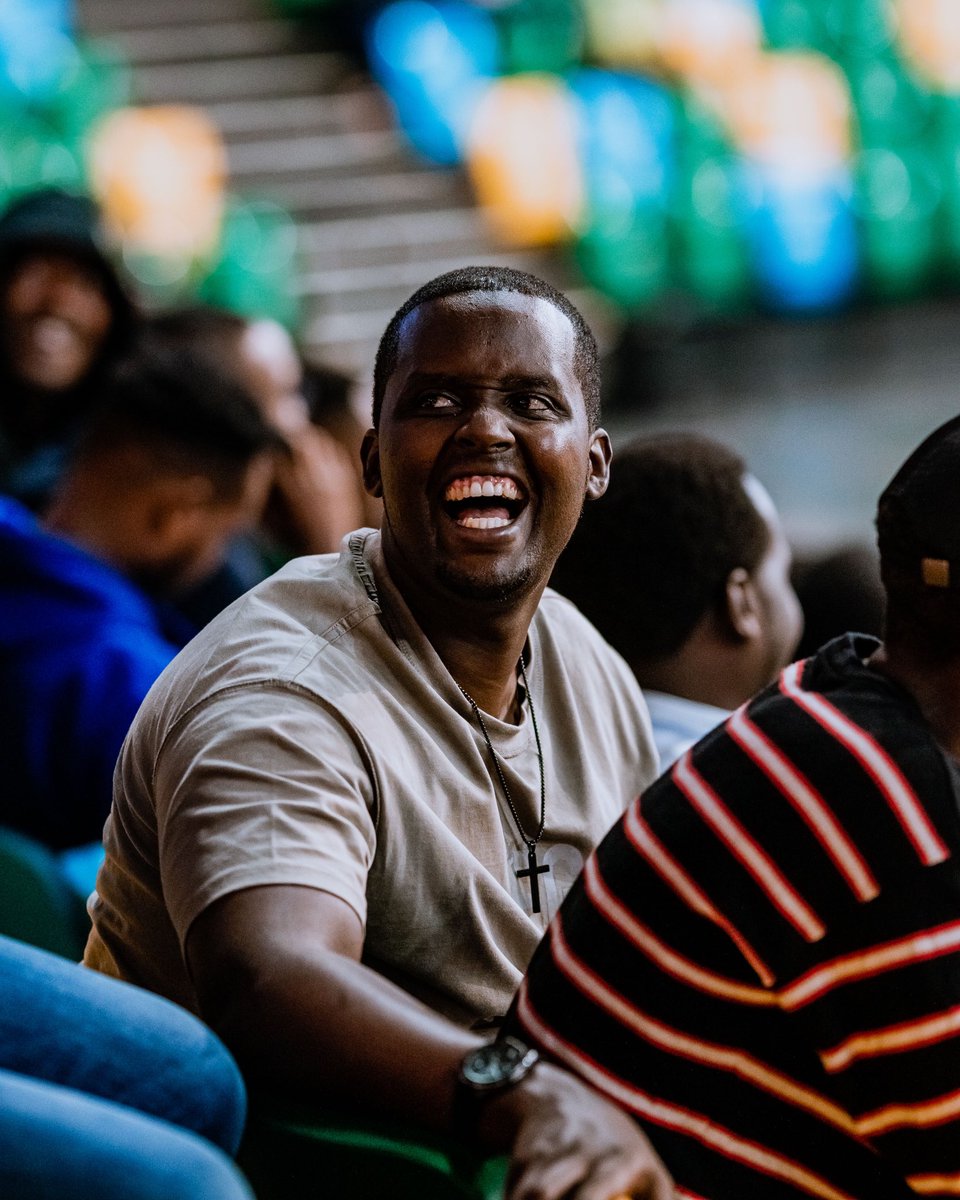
506;414;960;1200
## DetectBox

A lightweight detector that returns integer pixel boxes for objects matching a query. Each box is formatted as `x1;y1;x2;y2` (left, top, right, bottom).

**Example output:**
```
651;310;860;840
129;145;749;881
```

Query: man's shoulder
0;508;173;652
537;586;631;656
536;586;646;697
534;588;655;783
738;634;924;758
645;634;957;916
126;539;385;738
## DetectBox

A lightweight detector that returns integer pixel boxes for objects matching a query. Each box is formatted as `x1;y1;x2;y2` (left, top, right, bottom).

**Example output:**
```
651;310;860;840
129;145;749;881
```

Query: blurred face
238;319;309;435
2;252;113;391
744;475;804;683
158;452;275;596
363;291;610;610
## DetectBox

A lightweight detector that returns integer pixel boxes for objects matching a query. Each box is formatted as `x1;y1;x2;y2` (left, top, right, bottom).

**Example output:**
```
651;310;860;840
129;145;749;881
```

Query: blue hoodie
0;497;193;850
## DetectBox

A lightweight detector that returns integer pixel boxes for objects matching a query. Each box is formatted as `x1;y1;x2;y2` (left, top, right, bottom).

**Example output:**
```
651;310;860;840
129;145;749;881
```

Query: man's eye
419;393;458;410
511;393;553;414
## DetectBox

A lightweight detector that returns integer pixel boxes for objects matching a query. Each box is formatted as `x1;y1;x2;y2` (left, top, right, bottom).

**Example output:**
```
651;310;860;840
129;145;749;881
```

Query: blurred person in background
0;187;138;509
145;306;368;625
0;345;279;890
551;432;802;770
793;542;885;660
302;356;383;530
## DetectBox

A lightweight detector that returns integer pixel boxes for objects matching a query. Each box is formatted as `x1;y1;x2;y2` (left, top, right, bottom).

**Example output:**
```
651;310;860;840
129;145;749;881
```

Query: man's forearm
208;942;480;1133
187;886;674;1197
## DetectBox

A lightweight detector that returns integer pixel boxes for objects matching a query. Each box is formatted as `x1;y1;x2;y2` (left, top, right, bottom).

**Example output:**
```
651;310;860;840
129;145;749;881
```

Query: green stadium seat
0;827;90;961
239;1097;508;1200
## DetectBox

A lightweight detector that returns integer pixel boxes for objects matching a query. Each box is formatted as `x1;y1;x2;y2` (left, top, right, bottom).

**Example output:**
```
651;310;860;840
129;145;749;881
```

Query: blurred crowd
0;183;887;896
0;182;905;1200
0;186;379;888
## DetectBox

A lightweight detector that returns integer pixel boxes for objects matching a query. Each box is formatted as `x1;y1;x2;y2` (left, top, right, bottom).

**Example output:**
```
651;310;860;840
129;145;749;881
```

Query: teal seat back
0;827;90;960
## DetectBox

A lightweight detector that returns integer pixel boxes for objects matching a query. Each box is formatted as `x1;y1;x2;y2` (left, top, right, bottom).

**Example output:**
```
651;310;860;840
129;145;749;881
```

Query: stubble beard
435;557;536;607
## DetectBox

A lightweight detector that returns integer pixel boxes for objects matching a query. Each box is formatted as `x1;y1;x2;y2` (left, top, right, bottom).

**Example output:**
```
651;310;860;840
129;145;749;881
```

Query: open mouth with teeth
442;474;526;530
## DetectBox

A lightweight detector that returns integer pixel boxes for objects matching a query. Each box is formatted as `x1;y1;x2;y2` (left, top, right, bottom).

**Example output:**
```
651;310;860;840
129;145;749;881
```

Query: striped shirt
509;634;960;1200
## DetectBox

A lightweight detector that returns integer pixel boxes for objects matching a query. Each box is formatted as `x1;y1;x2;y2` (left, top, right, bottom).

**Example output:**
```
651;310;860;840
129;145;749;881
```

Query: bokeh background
7;0;960;552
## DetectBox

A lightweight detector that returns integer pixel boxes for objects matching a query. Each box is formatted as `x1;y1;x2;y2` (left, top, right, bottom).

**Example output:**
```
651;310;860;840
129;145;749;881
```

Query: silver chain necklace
456;654;549;914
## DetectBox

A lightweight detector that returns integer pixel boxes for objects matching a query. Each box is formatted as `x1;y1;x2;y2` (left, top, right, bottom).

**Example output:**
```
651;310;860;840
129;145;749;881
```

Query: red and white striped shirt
510;634;960;1200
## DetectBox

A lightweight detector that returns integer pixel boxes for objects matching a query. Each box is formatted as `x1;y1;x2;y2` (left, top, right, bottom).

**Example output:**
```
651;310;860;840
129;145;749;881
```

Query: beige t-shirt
86;530;657;1026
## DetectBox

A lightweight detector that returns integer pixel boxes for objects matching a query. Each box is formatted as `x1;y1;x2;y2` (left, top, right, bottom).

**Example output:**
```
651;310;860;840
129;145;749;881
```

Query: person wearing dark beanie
0;187;138;509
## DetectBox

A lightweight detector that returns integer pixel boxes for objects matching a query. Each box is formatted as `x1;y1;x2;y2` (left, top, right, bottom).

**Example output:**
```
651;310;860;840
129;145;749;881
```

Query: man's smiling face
363;290;610;610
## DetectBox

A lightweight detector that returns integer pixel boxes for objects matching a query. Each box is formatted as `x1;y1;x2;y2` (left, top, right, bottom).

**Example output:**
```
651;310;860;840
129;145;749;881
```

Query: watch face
460;1037;537;1089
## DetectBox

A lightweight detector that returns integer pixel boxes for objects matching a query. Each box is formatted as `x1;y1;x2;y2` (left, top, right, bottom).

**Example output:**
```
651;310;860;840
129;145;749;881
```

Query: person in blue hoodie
0;343;280;876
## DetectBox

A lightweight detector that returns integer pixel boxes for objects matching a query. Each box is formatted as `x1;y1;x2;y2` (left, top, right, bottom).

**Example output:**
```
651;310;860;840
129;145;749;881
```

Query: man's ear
725;566;763;642
360;428;383;499
585;428;612;502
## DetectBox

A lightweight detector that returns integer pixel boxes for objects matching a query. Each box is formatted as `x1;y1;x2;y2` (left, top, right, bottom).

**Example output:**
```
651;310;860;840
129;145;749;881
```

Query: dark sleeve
508;722;947;1200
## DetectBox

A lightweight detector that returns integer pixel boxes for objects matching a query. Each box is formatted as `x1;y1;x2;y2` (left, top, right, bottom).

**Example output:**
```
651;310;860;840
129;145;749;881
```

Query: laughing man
84;267;671;1199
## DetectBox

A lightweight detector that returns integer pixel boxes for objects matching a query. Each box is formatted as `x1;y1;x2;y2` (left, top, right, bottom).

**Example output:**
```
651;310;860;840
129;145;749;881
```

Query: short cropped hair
551;433;769;663
75;346;283;500
372;266;600;429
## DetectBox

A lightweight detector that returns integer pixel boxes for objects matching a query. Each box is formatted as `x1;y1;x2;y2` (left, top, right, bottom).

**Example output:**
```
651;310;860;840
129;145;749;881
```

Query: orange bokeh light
88;105;227;260
896;0;960;92
466;75;583;246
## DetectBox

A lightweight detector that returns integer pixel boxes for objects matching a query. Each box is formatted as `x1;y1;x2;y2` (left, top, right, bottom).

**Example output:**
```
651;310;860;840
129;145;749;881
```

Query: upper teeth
445;475;520;502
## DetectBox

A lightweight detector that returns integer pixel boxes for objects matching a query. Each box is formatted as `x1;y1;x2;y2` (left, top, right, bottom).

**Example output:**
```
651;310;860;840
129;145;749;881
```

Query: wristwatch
453;1036;540;1138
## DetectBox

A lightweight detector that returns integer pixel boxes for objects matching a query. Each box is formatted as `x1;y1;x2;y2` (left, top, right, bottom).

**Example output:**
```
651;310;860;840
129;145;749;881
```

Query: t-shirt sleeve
153;682;377;945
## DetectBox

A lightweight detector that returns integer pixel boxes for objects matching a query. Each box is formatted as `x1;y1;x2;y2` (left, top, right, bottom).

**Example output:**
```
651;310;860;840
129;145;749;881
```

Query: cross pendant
516;846;550;914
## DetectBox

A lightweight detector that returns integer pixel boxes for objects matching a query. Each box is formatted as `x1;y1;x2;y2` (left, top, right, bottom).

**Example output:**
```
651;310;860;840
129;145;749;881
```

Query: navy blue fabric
0;497;194;849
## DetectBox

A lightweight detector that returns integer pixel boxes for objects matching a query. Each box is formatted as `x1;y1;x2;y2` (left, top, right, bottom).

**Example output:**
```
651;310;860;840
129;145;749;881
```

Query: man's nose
453;402;515;449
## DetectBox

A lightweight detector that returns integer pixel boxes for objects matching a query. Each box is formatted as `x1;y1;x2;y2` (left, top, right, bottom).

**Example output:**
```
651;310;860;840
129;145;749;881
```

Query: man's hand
480;1062;674;1200
187;887;673;1199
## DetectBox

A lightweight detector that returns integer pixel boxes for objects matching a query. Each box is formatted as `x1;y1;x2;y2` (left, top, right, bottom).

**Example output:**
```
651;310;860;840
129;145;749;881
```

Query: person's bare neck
868;642;960;758
633;624;759;713
392;570;540;722
430;620;535;722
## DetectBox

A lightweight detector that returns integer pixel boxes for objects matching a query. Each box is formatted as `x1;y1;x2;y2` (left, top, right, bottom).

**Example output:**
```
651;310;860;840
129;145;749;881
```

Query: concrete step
204;92;389;139
250;170;471;219
300;234;507;276
298;207;489;256
296;250;567;300
101;19;301;65
131;51;350;104
226;129;404;178
297;209;498;277
77;0;268;33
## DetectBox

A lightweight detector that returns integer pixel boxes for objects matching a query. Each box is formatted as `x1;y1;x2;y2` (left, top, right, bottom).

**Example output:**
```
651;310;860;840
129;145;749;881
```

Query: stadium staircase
74;0;598;383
